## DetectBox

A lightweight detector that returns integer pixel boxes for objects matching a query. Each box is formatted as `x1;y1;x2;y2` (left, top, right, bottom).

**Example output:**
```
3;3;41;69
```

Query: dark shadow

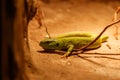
72;52;120;61
75;54;105;67
38;50;120;56
37;50;65;55
37;50;120;62
75;55;120;60
75;54;120;70
73;52;120;55
37;50;120;70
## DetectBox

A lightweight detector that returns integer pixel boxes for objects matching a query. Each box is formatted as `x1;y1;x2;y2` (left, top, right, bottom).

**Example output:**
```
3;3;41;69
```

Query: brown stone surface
27;0;120;80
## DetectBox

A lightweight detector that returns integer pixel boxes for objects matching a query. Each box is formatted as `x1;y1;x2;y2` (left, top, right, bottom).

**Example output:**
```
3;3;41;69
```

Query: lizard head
39;38;59;51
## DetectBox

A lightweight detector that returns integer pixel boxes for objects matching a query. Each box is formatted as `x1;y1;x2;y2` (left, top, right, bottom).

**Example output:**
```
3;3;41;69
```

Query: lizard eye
56;43;59;47
46;41;51;44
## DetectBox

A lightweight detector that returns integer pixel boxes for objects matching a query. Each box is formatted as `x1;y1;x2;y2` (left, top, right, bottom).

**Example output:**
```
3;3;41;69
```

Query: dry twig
81;20;120;52
35;7;51;38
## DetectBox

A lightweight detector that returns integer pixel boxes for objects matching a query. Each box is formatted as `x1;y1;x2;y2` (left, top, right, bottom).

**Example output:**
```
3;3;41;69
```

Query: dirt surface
27;0;120;80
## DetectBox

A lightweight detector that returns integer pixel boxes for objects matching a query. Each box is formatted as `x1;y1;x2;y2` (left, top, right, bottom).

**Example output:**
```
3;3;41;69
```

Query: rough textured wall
1;0;37;80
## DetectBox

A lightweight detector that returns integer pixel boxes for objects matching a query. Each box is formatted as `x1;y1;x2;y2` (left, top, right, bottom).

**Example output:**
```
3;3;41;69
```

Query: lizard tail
101;36;109;42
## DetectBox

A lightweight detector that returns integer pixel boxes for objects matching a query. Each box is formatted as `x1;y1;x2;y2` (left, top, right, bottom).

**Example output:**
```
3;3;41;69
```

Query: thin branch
40;8;51;38
35;7;51;38
80;20;120;52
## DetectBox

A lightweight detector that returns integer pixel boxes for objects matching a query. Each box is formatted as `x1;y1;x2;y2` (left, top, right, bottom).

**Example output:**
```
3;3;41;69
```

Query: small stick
80;20;120;52
113;7;120;40
35;7;51;38
41;8;51;38
106;44;111;49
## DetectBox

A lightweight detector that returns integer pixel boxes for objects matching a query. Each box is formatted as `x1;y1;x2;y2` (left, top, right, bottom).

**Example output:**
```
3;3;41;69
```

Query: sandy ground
27;0;120;80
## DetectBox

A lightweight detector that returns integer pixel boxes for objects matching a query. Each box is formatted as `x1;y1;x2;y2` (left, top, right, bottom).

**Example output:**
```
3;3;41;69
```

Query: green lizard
39;19;120;57
40;32;108;57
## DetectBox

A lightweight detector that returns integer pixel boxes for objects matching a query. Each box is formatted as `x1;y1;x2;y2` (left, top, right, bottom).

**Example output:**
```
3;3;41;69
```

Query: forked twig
81;20;120;52
41;8;51;38
35;7;51;38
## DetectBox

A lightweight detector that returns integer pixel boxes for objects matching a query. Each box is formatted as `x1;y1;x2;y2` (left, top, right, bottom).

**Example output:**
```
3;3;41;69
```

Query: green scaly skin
40;32;109;57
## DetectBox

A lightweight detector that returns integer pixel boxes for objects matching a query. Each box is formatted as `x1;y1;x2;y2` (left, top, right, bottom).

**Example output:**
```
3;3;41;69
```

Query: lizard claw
61;56;68;59
61;54;69;59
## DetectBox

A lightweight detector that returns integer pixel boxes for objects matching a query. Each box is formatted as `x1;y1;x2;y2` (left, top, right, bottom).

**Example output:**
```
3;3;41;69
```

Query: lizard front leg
62;44;74;58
